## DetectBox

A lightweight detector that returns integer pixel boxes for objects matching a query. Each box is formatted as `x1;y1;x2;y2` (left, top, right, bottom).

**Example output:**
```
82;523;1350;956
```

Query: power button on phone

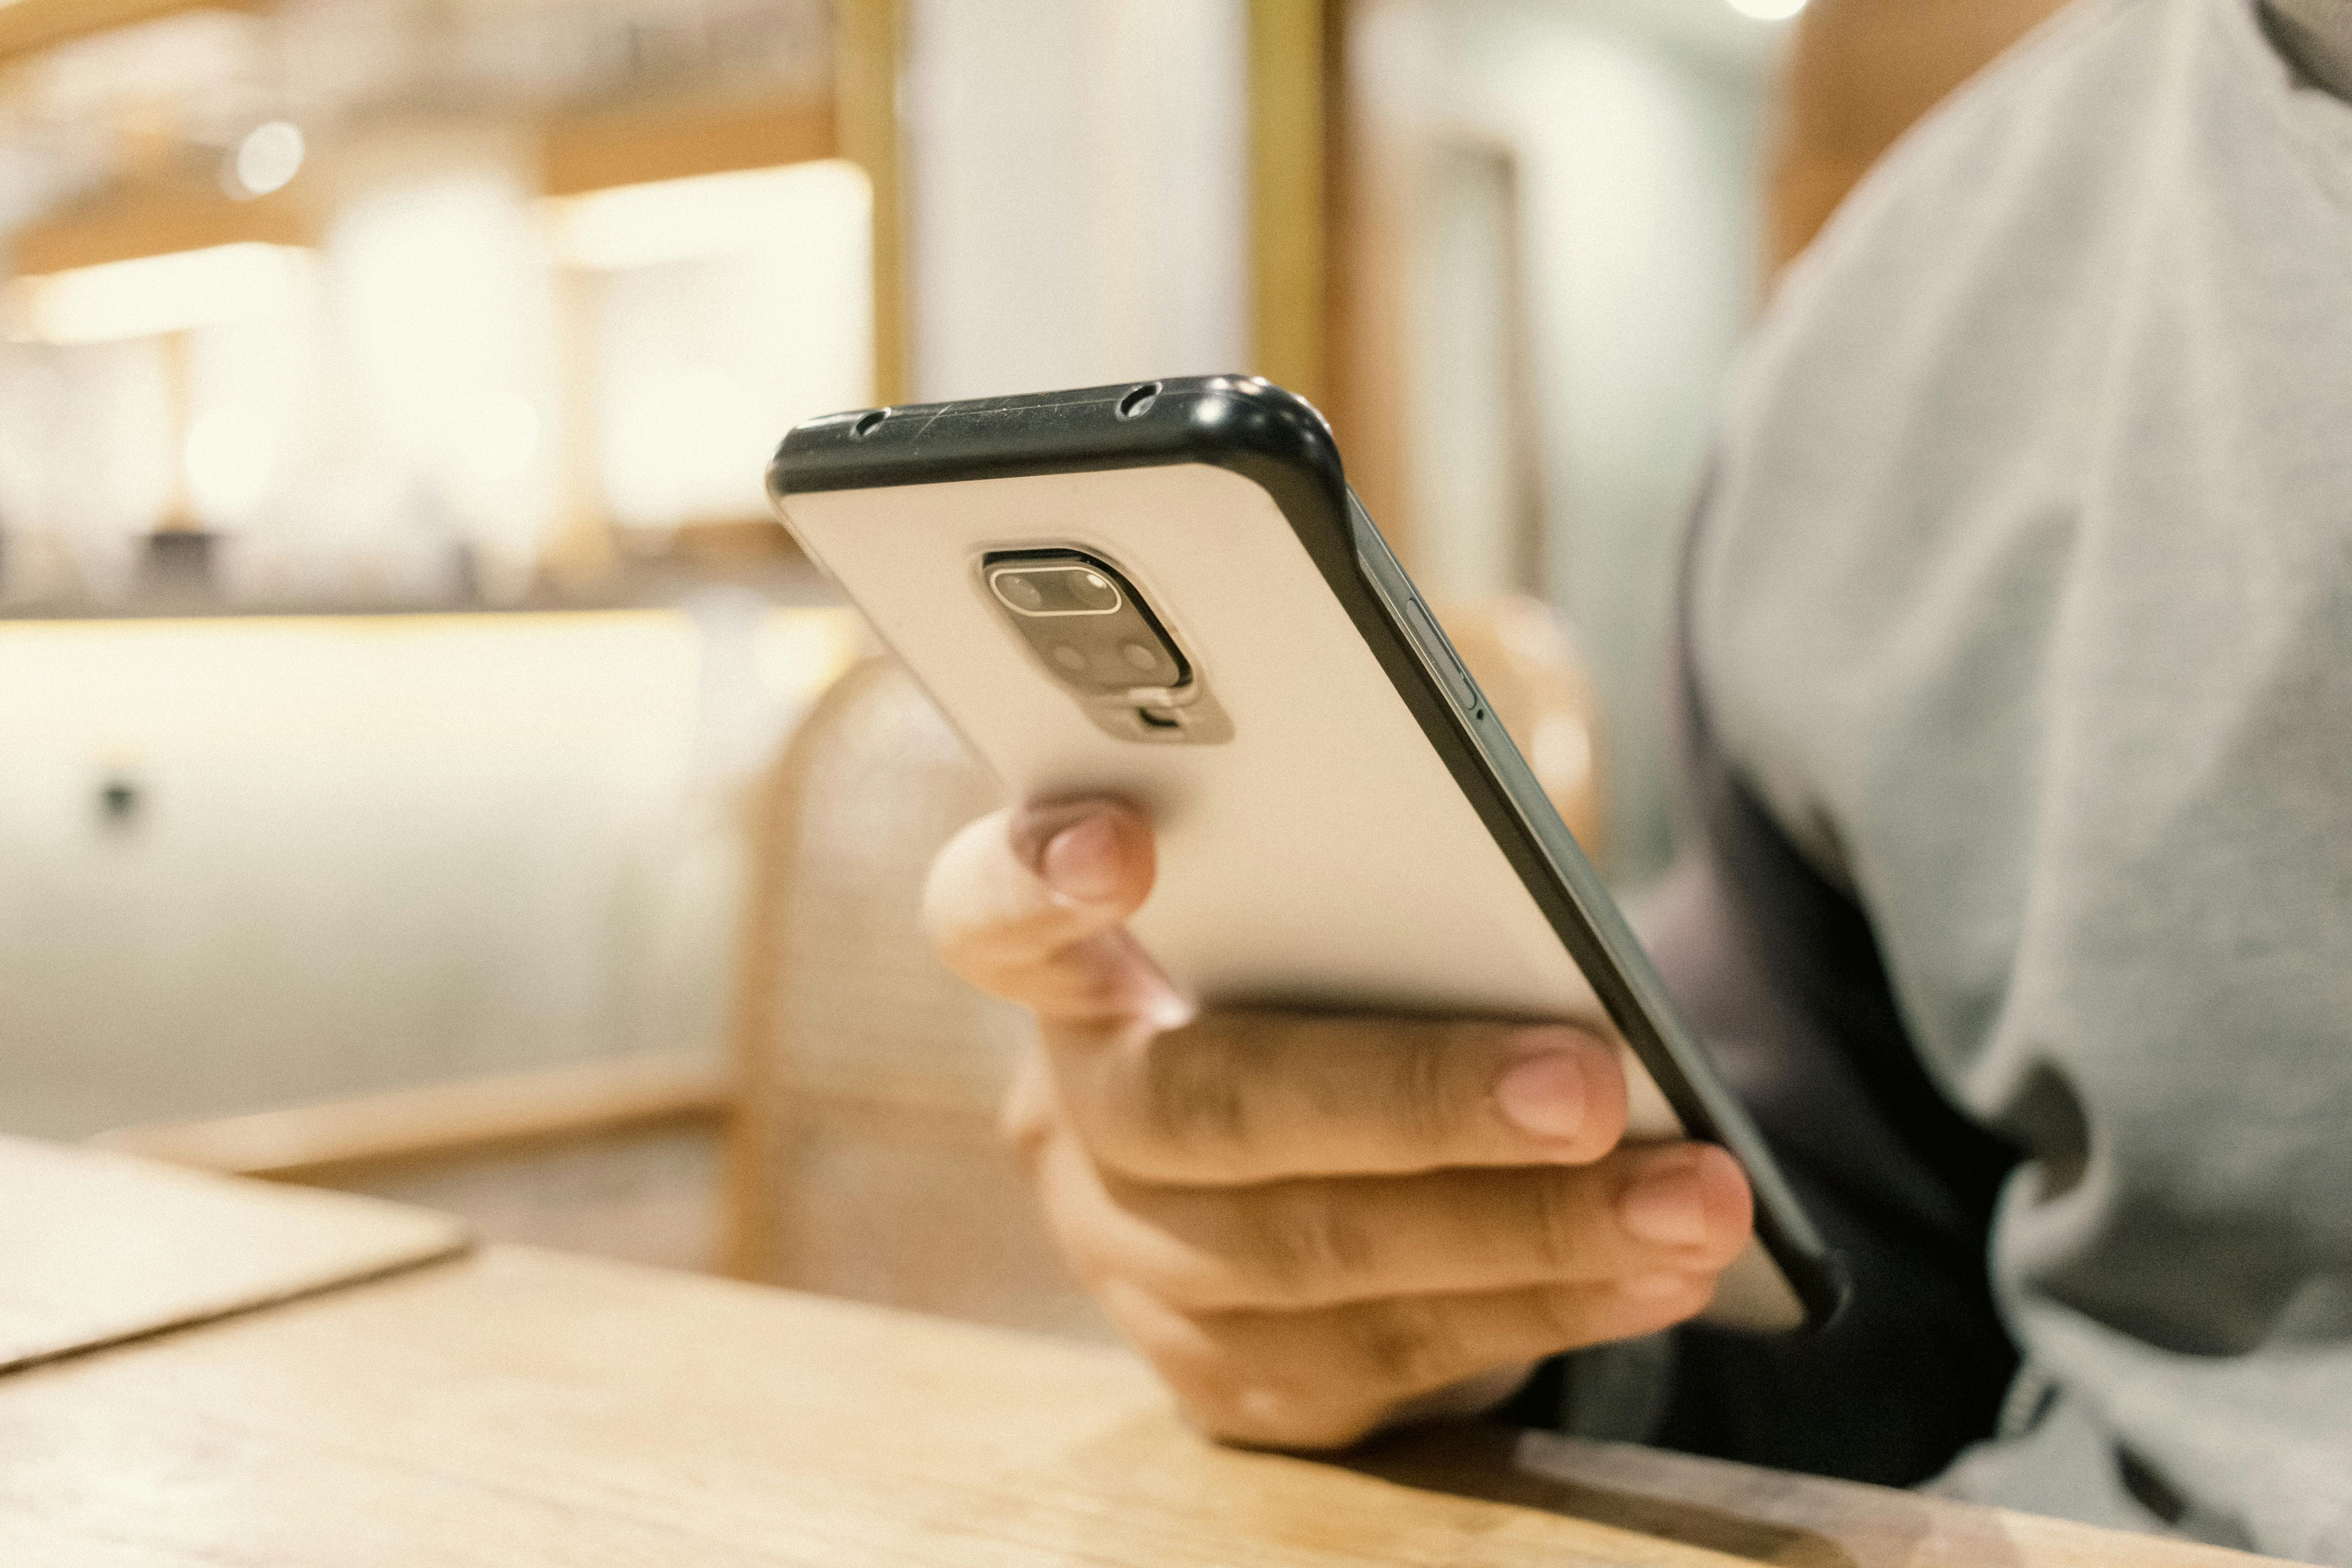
1405;597;1483;716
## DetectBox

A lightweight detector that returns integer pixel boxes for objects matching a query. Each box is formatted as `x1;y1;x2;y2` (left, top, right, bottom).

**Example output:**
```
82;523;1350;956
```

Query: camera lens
1069;571;1118;612
996;573;1045;612
1050;644;1088;674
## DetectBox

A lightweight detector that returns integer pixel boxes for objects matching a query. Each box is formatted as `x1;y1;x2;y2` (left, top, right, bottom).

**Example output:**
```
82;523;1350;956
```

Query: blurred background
0;0;2028;1327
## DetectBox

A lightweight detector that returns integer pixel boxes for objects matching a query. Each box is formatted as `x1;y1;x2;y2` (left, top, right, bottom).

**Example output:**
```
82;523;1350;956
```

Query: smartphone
767;375;1847;1333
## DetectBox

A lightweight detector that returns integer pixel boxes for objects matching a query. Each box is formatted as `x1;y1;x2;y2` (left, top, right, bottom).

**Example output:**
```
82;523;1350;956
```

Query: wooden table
0;1134;466;1373
0;1233;2296;1566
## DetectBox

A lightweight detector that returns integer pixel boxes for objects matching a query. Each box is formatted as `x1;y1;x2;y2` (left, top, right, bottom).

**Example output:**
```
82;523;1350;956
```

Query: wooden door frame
1249;0;1411;568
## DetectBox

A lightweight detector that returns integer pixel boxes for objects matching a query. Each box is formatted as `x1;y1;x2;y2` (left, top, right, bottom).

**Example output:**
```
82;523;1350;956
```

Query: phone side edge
1269;472;1847;1334
1342;497;1851;1333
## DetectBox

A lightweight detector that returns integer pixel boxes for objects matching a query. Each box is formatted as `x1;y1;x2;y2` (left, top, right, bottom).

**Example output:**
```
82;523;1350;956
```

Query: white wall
1365;0;1775;882
0;607;857;1139
903;0;1249;401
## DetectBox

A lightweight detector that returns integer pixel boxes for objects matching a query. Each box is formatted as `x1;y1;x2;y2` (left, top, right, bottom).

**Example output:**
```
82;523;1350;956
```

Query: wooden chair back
725;656;1111;1338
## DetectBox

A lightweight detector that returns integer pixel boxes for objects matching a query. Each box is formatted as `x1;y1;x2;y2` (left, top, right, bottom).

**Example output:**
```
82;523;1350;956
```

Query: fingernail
1013;799;1109;867
1041;814;1124;904
1495;1038;1589;1141
1621;1150;1712;1247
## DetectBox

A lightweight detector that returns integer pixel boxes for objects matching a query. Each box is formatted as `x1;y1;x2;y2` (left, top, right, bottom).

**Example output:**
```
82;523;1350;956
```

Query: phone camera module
978;548;1229;743
990;564;1121;617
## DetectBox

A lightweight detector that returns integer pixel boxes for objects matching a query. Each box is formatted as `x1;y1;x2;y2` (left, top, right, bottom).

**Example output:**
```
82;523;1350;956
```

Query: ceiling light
4;243;313;344
229;121;306;199
542;158;869;270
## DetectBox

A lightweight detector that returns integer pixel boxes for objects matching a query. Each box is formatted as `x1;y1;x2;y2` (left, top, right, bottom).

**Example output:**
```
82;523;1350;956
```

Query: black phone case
772;374;1850;1332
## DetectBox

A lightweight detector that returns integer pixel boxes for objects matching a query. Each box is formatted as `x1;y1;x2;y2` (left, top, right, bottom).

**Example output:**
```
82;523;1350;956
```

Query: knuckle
1122;1017;1253;1171
1526;1282;1604;1346
1250;1186;1375;1301
1341;1297;1459;1398
1383;1024;1473;1150
1524;1168;1597;1278
1035;940;1153;1031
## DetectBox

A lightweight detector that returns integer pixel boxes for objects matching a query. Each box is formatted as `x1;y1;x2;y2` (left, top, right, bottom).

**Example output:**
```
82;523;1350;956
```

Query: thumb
924;799;1167;1016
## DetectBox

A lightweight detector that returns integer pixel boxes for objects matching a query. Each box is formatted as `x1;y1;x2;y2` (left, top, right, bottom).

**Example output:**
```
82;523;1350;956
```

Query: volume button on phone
1406;598;1480;714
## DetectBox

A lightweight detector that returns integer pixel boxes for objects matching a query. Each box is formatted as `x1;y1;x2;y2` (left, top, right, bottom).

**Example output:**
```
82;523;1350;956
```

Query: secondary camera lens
997;573;1045;611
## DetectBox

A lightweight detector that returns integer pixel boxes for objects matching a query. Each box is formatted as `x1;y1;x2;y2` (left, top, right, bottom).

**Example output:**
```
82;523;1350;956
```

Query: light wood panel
0;1135;464;1374
1252;0;1422;572
0;1243;2299;1566
1765;0;2076;277
539;97;836;198
0;0;265;61
93;1051;730;1181
10;183;310;276
836;0;908;406
1313;0;1416;569
1248;0;1333;410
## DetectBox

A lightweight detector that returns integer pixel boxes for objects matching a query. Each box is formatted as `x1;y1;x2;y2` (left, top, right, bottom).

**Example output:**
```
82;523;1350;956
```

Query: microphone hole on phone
1115;382;1161;421
852;408;889;439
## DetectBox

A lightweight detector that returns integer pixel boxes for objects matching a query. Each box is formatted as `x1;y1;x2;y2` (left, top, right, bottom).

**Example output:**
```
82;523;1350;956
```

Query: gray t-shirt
1690;0;2352;1556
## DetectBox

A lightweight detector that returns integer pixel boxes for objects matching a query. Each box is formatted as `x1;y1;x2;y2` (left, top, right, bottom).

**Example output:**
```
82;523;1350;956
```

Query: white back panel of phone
782;461;1800;1331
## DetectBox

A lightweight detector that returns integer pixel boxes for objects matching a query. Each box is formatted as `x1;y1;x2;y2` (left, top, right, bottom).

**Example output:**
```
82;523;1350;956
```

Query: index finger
1054;1010;1634;1184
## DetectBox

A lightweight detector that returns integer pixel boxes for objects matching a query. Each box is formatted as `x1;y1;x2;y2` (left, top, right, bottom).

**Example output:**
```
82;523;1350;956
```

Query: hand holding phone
770;375;1844;1448
922;796;1755;1450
